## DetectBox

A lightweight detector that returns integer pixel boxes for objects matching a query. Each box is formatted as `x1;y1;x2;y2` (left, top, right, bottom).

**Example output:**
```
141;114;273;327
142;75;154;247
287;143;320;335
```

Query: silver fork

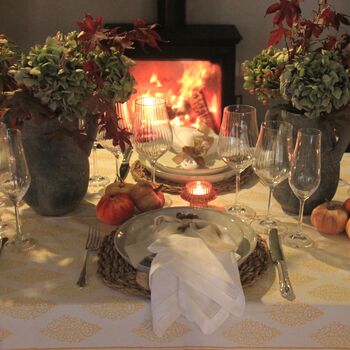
77;226;101;288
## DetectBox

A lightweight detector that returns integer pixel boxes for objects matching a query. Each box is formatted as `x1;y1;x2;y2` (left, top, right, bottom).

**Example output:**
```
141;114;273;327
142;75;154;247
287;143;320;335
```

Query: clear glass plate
114;206;256;272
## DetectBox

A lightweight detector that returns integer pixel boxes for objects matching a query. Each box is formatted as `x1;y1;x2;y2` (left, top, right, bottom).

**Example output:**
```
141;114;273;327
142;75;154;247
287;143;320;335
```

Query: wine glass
0;128;34;251
252;120;293;234
284;128;321;248
98;134;122;181
133;97;173;184
89;139;110;187
98;103;131;182
217;105;258;220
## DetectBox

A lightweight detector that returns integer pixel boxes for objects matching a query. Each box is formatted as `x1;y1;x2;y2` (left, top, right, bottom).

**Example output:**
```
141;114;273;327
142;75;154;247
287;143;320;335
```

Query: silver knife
269;228;295;301
119;146;133;180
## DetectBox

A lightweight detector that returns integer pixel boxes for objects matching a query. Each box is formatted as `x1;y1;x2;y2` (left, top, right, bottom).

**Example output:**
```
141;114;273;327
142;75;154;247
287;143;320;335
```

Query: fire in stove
129;60;222;134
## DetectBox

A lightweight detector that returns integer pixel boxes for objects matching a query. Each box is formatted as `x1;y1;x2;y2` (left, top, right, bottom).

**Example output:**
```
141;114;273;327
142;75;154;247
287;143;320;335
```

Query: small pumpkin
346;219;350;239
343;197;350;215
311;202;348;235
104;181;134;195
129;180;165;212
96;192;134;225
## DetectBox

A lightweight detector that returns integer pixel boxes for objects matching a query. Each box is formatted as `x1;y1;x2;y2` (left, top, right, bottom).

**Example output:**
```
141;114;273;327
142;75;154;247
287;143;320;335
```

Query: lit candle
181;180;215;207
191;181;209;195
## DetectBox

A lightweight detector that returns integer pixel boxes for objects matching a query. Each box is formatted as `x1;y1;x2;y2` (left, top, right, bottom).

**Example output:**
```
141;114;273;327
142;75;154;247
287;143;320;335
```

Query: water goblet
89;139;110;187
284;128;321;248
252;120;293;234
0;128;34;251
217;105;258;220
133;97;173;184
98;134;122;181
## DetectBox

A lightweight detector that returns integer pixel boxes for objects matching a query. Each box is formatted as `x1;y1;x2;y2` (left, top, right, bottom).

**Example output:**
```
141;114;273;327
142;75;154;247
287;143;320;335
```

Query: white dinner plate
114;206;256;272
155;151;230;176
143;159;236;184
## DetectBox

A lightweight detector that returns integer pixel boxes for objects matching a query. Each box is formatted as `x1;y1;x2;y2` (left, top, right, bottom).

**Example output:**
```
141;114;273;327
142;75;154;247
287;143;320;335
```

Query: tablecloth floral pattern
1;150;350;350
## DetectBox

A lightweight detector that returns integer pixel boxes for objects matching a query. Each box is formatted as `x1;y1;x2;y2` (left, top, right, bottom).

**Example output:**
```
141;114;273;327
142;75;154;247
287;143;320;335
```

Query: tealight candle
181;180;216;207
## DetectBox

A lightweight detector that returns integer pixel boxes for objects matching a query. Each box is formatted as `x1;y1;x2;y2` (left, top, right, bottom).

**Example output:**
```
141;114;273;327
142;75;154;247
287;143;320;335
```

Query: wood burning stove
108;0;241;132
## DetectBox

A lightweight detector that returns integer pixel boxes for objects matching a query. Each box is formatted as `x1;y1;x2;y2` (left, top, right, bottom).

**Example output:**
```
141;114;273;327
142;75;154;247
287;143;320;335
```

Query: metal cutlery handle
77;251;90;288
276;260;295;300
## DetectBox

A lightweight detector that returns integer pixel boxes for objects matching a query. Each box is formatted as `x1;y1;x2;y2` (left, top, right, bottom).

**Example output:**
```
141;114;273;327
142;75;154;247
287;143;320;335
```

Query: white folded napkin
125;215;239;269
148;233;245;336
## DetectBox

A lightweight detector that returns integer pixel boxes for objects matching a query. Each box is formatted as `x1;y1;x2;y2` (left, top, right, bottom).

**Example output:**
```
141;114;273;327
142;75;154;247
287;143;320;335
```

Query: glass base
225;204;256;221
11;237;36;252
283;232;313;248
251;215;288;235
89;175;110;187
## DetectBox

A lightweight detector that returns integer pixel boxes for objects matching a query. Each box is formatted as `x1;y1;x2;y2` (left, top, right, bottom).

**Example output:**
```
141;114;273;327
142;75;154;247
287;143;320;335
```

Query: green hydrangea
9;30;136;122
0;36;17;91
11;33;95;122
242;47;288;104
94;51;135;103
280;50;350;118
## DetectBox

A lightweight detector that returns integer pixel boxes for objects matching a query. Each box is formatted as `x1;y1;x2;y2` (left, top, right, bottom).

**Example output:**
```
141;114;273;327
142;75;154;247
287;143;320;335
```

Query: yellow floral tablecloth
1;149;350;350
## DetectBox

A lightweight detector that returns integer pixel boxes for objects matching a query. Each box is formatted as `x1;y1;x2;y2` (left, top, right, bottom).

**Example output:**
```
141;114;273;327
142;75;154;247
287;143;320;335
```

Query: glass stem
266;187;273;221
151;160;156;184
297;199;306;234
115;156;120;181
234;172;241;207
14;202;24;244
91;142;98;178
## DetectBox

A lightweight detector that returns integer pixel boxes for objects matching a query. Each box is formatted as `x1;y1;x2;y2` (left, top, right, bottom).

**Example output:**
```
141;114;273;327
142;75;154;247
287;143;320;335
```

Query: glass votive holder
180;180;216;207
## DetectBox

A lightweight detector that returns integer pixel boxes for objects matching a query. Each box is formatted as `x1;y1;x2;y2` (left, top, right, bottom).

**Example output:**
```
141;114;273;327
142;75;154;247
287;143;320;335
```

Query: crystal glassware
252;120;293;234
284;128;321;248
0;128;34;251
98;135;122;181
133;97;173;184
97;103;132;182
89;139;110;187
217;104;258;220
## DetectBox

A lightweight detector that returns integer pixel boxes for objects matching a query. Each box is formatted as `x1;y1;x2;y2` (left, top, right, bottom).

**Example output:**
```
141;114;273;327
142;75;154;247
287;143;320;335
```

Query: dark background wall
1;0;349;127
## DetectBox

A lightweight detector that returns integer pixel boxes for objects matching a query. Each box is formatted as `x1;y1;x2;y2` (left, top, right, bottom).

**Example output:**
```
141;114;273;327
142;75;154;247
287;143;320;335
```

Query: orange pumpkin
96;193;134;225
129;180;165;212
104;181;134;195
346;219;350;239
311;202;348;235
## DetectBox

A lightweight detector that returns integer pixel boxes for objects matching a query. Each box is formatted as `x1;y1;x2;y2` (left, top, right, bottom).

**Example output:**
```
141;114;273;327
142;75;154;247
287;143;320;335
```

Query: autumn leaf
265;2;281;16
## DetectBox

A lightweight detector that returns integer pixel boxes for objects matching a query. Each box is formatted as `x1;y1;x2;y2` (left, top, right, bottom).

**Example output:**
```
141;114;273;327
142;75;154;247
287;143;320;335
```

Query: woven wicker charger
131;160;255;195
97;232;270;298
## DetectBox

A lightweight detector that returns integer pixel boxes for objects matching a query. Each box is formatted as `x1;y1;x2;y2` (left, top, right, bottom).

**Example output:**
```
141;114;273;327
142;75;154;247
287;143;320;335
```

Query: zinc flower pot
272;110;350;215
21;119;96;216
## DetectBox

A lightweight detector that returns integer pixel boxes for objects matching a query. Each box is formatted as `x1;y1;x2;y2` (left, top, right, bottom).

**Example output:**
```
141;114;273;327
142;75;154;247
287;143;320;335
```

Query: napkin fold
125;215;238;269
148;233;245;336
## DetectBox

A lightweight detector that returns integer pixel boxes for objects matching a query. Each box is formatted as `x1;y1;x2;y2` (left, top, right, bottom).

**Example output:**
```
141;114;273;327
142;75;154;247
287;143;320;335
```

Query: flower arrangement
242;0;350;119
0;15;162;151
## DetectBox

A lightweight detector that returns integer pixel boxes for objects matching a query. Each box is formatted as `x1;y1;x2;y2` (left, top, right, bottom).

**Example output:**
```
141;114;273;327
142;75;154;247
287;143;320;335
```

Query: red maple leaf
83;60;104;87
77;14;103;38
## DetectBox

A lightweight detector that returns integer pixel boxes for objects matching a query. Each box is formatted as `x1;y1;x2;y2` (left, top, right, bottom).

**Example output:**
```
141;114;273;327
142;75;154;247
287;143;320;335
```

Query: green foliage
242;47;288;105
9;31;136;123
280;50;350;118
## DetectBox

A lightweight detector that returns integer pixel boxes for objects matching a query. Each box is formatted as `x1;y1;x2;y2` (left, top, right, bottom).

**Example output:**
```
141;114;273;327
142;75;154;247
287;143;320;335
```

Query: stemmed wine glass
98;103;131;182
89;138;110;187
0;128;34;251
133;97;173;184
252;120;293;233
284;128;321;248
217;105;258;220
